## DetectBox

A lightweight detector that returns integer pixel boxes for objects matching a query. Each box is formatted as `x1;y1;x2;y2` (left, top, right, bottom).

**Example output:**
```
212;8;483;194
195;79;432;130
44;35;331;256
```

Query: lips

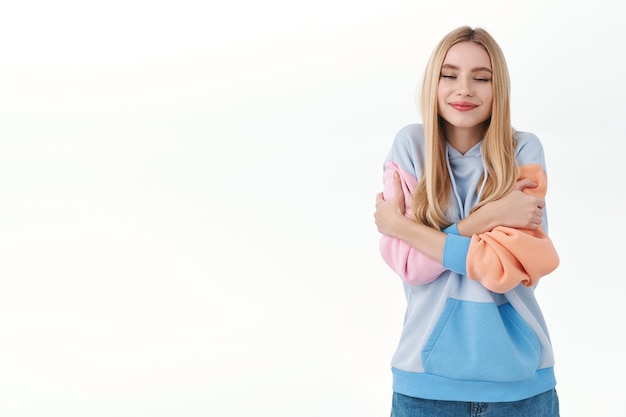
449;102;478;111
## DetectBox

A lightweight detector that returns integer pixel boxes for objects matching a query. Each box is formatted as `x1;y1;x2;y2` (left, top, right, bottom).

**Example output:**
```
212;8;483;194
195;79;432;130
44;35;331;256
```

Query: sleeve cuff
442;223;460;235
442;233;470;276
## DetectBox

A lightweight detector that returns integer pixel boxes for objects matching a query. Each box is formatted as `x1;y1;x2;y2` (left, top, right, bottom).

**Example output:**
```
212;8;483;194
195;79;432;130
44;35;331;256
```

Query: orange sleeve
466;164;560;293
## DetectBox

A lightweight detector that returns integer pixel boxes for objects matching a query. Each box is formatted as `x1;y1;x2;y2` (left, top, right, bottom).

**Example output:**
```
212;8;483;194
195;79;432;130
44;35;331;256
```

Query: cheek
437;83;446;96
437;86;448;106
483;87;493;106
485;95;493;112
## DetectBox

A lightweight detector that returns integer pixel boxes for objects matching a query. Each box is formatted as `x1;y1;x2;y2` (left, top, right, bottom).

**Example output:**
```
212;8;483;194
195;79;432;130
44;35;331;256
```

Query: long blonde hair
414;26;519;229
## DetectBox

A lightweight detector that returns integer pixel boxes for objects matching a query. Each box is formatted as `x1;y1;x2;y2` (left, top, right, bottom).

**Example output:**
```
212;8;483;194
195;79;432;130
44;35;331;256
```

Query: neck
442;122;487;154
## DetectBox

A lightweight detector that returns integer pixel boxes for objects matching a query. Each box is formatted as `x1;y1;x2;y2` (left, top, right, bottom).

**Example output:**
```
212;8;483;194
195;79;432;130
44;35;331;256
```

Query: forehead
443;41;491;69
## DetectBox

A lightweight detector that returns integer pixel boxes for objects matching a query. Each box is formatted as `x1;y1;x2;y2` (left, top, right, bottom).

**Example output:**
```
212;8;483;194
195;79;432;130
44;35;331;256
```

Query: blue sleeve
442;223;460;235
515;131;547;170
384;124;426;176
442;224;470;276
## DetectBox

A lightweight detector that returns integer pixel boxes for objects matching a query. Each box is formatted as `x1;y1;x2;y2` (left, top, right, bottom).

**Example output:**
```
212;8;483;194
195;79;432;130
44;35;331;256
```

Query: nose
457;77;473;96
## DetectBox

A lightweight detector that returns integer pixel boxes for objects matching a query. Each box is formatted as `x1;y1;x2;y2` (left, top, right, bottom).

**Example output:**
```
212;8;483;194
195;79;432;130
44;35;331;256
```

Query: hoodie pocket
421;299;541;382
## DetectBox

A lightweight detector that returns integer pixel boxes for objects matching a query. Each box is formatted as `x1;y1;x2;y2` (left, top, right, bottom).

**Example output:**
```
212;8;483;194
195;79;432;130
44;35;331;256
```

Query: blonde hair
414;26;519;229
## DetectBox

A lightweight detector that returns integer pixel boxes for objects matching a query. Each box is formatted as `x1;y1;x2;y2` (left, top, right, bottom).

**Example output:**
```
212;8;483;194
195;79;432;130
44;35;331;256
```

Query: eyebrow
441;64;492;73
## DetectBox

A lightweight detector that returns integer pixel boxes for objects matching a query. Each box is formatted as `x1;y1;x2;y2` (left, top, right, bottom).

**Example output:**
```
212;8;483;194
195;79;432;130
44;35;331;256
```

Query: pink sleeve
466;164;560;293
379;162;447;285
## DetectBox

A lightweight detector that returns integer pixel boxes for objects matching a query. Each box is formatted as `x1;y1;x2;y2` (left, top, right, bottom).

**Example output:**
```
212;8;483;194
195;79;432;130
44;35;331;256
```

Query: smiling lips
449;102;478;111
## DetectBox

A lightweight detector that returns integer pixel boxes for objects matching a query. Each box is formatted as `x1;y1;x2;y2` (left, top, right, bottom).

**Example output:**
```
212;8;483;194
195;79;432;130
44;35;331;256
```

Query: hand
488;179;545;230
374;171;408;237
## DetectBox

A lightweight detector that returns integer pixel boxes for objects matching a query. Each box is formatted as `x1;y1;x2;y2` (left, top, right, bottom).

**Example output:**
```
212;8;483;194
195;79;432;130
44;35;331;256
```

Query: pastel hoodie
380;124;559;402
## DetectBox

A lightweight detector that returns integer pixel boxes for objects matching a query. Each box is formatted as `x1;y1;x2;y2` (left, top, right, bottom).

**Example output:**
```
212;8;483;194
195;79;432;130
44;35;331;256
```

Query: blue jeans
391;389;559;417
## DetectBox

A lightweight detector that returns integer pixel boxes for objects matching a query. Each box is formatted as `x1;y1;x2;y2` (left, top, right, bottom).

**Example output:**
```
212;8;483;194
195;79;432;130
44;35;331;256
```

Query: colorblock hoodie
380;124;559;402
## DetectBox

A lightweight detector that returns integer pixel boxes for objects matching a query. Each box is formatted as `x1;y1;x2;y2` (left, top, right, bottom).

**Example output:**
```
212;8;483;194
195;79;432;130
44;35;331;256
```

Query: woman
374;26;560;416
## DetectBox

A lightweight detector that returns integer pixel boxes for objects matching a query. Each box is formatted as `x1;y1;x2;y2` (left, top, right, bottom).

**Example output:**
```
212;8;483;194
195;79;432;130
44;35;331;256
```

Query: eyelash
440;75;491;82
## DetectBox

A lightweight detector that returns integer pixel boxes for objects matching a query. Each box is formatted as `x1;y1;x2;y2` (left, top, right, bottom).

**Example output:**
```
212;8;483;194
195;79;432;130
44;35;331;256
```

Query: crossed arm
374;166;556;292
374;171;545;259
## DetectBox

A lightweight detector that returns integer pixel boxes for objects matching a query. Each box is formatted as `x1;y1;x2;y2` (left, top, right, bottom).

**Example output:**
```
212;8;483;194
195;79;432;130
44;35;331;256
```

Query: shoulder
514;130;546;168
392;123;425;147
389;124;426;158
385;124;426;174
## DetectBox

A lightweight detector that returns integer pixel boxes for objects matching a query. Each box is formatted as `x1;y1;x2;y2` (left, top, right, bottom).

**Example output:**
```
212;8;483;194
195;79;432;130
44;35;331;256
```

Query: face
437;41;493;136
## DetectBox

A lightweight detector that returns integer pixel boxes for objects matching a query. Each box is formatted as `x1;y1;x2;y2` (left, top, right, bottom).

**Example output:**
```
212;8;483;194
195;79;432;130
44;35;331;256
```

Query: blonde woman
374;26;560;416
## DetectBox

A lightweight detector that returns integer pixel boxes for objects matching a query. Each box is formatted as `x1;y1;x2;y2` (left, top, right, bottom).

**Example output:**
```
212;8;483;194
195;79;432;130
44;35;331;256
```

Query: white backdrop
1;1;622;416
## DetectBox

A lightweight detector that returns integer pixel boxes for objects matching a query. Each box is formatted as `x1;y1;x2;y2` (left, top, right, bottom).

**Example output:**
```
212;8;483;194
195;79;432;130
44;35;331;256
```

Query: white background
0;0;622;416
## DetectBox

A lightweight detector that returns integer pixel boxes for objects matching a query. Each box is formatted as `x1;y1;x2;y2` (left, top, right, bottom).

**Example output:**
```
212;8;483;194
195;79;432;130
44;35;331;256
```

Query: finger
393;172;403;188
515;178;538;191
393;172;405;198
